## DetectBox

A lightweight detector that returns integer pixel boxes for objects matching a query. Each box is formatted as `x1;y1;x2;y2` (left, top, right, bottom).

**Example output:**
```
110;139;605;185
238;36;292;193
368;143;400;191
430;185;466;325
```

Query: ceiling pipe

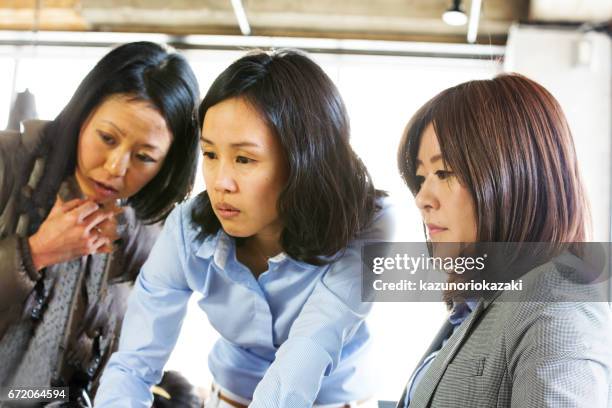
467;0;482;43
230;0;251;36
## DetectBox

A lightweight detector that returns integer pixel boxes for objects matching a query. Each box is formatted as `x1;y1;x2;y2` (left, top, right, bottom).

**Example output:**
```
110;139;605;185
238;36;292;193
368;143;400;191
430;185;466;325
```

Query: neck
236;229;283;277
246;230;283;259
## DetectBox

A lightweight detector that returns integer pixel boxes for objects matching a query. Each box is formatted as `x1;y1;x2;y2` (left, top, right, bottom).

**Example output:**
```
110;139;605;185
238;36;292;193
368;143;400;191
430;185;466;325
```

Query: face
201;97;288;241
415;123;477;243
75;95;173;204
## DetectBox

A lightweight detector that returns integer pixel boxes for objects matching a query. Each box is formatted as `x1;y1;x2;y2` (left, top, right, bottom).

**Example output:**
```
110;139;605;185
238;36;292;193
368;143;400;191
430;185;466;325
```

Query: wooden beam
0;9;88;30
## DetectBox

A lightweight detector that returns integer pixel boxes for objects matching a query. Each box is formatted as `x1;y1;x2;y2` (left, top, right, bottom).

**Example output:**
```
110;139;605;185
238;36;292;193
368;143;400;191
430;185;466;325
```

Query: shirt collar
194;229;297;270
449;298;479;327
194;230;220;260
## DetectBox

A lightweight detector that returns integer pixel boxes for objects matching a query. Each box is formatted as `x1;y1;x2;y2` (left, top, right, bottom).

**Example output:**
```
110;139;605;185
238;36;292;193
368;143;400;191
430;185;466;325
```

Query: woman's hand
27;196;121;272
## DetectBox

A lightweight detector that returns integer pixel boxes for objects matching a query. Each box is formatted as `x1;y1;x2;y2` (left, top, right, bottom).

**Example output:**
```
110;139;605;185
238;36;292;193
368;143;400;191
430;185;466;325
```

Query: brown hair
398;73;590;244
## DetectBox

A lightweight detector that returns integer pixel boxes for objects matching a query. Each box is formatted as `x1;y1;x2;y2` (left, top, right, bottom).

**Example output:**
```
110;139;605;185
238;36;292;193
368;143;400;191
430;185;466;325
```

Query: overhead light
442;0;468;26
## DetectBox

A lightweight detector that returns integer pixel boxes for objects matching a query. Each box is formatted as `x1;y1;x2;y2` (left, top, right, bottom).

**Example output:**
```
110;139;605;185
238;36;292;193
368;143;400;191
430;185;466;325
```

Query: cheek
125;164;163;194
77;133;102;169
456;191;477;240
262;176;284;203
248;178;281;212
202;166;214;189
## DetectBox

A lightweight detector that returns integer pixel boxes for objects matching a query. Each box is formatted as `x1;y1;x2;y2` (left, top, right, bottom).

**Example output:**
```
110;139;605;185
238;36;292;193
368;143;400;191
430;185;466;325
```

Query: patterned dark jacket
0;120;160;403
396;253;612;408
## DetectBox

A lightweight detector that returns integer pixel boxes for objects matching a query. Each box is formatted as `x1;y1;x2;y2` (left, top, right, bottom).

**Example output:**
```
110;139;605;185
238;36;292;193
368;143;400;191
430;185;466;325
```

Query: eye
98;131;115;146
203;151;217;160
136;153;157;163
236;156;255;164
435;170;453;180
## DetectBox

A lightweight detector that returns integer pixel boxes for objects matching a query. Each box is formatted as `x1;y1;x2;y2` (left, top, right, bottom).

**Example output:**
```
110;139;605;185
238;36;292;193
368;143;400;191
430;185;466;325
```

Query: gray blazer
397;253;612;408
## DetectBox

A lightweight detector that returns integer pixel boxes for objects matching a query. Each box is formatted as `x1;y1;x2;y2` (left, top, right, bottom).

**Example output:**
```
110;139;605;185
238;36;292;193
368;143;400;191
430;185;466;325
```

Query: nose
104;148;130;178
415;176;439;212
212;160;238;193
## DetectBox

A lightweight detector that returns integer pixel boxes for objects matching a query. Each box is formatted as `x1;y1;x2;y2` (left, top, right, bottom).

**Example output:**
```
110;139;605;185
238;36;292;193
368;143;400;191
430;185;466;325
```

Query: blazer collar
396;319;454;408
408;296;491;408
410;300;485;408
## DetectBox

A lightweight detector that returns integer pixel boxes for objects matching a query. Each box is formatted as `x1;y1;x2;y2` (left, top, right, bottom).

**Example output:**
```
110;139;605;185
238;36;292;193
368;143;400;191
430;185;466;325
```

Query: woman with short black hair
96;49;393;408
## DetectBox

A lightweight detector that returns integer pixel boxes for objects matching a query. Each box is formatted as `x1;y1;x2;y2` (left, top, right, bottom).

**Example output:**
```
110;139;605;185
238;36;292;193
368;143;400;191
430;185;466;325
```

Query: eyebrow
200;137;262;149
102;120;126;137
101;120;161;152
416;154;443;166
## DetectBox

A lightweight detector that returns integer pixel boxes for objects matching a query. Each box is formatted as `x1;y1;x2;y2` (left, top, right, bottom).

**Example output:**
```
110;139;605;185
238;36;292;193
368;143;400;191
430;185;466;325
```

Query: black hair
192;49;383;264
151;370;202;408
38;41;200;223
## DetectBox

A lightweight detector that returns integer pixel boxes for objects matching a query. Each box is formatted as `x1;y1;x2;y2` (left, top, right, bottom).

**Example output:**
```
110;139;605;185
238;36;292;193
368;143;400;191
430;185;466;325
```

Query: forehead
89;95;172;141
202;97;275;146
417;124;442;161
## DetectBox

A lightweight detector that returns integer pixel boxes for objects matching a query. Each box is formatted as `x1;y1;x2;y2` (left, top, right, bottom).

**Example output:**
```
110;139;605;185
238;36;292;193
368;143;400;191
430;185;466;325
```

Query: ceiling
0;0;610;44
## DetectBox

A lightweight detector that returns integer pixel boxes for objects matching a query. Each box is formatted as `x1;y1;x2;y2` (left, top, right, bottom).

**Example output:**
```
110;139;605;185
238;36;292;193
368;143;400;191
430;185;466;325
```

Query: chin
219;224;250;238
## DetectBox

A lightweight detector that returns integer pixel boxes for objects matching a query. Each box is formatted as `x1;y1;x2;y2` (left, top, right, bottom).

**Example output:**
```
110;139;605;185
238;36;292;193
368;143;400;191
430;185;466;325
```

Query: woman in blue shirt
95;49;394;408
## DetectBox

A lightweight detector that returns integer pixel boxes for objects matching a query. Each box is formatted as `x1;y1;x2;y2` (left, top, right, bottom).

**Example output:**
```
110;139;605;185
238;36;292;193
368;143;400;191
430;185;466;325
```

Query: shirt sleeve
94;205;193;408
250;199;397;407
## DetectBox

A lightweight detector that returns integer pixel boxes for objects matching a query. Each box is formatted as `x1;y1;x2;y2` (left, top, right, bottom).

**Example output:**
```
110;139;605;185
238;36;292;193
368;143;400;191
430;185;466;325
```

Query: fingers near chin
97;243;114;254
61;197;87;212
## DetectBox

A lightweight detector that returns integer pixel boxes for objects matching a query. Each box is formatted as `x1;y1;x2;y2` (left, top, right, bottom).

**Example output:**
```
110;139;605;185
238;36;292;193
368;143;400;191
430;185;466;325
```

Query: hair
151;371;202;408
37;41;200;223
398;73;590;244
192;49;383;264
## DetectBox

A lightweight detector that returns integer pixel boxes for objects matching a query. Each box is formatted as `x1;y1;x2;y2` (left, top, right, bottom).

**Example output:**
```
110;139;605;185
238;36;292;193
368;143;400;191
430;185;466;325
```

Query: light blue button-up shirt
95;197;395;407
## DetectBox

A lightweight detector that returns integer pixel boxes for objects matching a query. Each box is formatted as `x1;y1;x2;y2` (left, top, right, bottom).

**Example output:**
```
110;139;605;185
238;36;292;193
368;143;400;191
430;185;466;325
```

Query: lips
91;178;119;199
426;223;448;235
215;202;240;219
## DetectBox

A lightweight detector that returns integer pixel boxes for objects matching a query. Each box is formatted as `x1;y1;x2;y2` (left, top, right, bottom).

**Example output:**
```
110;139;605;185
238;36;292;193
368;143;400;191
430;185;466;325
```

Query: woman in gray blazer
395;73;611;407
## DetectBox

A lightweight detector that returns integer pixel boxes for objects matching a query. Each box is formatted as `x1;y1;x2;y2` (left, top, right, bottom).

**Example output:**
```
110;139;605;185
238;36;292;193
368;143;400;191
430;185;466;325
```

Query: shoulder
0;120;49;155
20;120;49;153
356;195;397;242
493;256;612;358
0;130;21;167
0;120;50;179
163;196;211;252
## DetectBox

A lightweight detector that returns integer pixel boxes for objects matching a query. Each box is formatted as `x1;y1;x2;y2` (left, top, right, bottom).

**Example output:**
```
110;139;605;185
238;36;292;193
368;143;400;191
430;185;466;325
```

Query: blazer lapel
409;299;487;408
396;321;454;408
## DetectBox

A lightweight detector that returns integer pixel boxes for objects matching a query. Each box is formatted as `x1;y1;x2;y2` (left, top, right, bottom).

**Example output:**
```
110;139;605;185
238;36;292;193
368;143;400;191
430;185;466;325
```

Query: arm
250;200;396;407
0;236;39;312
0;139;39;315
94;205;193;408
508;301;612;407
